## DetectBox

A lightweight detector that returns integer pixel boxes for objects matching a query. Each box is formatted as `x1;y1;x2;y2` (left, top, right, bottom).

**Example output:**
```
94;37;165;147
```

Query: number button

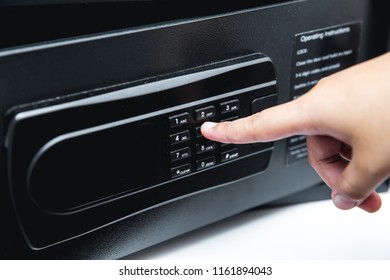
169;112;190;128
171;164;191;178
170;130;190;145
194;106;216;121
170;147;191;162
195;126;203;138
221;148;239;162
220;99;240;114
196;156;216;170
196;141;216;154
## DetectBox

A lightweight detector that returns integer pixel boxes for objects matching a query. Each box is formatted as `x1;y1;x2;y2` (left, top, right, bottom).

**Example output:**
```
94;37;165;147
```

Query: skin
201;51;390;213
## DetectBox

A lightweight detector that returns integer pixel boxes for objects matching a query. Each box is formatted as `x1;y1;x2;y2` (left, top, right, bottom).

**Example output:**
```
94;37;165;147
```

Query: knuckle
218;121;240;143
306;138;315;165
244;112;263;142
338;176;366;200
338;161;382;201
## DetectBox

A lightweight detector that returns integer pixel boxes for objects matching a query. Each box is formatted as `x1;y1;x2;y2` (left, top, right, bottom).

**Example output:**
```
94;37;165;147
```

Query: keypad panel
7;53;279;249
167;91;277;179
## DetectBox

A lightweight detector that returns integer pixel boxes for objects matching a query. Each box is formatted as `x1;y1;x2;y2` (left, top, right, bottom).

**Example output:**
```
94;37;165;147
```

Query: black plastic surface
1;0;389;259
6;54;277;249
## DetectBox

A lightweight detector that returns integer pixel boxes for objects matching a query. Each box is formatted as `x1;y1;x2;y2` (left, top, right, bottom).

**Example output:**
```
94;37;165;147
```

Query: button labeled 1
169;112;190;128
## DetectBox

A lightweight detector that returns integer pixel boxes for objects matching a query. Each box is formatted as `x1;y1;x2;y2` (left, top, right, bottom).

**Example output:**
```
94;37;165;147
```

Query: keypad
8;53;278;248
167;93;277;179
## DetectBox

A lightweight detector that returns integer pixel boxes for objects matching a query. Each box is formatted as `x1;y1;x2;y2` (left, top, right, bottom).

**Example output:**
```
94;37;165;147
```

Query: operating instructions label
287;22;361;165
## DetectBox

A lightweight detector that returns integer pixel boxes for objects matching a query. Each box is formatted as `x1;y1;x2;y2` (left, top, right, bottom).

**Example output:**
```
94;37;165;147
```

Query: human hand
201;52;390;212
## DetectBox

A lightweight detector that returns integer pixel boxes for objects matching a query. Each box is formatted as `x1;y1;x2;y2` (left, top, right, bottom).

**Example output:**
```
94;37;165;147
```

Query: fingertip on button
201;121;218;130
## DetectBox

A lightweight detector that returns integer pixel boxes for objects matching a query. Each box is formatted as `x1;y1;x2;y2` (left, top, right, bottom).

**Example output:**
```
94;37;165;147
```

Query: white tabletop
131;190;390;260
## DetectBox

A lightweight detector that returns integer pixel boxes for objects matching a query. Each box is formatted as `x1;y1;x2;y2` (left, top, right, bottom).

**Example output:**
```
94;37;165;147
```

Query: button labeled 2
194;106;216;121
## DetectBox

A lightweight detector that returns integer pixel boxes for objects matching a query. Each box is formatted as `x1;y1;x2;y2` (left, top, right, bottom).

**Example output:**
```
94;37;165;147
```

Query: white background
131;190;390;260
2;190;389;280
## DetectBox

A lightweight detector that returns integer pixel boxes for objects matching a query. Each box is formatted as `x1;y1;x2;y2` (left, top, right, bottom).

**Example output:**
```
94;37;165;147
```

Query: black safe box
0;0;389;259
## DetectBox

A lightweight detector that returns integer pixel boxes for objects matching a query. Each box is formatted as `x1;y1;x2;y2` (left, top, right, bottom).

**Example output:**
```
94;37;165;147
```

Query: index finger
201;96;316;144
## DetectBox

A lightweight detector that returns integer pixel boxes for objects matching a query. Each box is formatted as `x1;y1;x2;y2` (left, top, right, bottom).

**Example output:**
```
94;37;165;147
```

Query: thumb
201;97;314;144
335;155;384;212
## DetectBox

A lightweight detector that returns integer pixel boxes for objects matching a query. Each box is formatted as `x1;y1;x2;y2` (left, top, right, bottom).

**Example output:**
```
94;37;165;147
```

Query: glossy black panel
1;0;388;259
6;54;277;247
29;122;161;212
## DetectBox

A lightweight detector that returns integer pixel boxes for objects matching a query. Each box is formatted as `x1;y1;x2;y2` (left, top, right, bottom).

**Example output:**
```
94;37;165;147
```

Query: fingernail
201;122;217;129
333;194;358;210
